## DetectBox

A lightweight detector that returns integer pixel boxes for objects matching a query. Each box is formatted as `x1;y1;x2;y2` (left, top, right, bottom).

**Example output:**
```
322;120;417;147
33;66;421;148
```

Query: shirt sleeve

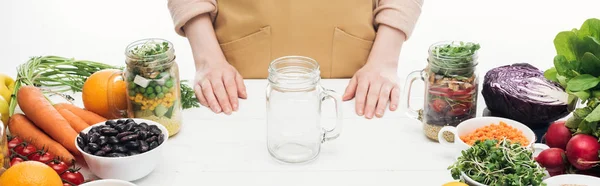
374;0;424;39
167;0;218;36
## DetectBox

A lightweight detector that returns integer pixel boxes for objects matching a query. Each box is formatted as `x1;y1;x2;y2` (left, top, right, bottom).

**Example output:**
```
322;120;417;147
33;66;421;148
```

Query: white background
1;0;600;185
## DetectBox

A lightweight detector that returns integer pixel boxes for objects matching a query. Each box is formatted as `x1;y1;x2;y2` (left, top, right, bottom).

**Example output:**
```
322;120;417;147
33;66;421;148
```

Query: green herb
448;139;547;186
545;18;600;143
129;41;170;58
180;80;200;109
430;41;480;78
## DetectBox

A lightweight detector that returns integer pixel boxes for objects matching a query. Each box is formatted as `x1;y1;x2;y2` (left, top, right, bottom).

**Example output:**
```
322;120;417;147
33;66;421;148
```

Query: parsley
180;81;200;109
448;139;547;186
429;41;480;78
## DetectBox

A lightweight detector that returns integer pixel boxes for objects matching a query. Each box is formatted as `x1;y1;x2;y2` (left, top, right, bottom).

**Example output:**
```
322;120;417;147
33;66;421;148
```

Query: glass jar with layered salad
403;41;480;142
124;38;182;137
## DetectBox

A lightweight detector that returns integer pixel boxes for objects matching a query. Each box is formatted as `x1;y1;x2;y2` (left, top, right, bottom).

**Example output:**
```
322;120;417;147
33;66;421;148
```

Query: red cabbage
482;63;570;126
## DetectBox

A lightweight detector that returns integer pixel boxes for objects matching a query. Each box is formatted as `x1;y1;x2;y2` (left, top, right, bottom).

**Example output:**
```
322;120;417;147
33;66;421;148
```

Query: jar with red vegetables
403;41;480;142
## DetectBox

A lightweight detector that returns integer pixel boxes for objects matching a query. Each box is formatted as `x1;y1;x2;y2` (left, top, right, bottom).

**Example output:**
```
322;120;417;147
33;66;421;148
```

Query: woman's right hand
194;59;247;115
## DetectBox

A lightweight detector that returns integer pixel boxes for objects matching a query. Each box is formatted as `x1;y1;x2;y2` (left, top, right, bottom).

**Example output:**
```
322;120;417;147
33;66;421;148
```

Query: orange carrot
58;108;90;133
460;121;529;146
17;86;81;156
9;114;75;163
54;103;107;125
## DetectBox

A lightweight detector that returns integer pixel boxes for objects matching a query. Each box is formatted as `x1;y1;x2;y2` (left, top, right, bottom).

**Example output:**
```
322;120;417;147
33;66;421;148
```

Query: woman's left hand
343;63;400;119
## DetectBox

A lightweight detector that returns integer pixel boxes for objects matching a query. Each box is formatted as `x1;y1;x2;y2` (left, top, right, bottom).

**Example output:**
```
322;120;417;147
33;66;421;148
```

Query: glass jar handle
106;71;128;119
321;88;343;143
401;70;425;121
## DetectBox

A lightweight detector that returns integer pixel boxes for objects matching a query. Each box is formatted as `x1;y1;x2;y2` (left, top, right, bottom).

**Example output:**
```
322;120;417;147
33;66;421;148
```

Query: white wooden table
2;0;600;185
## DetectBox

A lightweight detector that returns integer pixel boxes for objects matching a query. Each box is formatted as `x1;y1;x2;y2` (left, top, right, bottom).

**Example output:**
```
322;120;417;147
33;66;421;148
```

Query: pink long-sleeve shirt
168;0;424;39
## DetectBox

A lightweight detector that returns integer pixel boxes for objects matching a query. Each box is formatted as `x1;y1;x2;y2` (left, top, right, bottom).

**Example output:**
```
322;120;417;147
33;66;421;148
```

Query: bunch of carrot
8;86;107;163
460;121;530;146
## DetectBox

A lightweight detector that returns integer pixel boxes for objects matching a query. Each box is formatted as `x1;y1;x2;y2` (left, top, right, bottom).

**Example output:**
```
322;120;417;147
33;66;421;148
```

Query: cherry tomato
7;137;23;149
430;99;447;113
47;160;69;174
63;183;72;186
28;151;55;164
448;104;469;116
10;157;24;166
61;168;85;185
14;143;37;157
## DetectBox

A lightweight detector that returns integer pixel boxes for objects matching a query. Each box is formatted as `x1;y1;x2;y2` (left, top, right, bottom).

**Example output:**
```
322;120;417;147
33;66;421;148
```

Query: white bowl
80;179;137;186
543;174;600;186
76;118;169;181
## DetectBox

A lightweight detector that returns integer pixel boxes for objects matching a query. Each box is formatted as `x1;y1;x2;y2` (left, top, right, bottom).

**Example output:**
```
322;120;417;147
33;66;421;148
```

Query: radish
535;148;568;173
544;121;572;150
565;134;600;170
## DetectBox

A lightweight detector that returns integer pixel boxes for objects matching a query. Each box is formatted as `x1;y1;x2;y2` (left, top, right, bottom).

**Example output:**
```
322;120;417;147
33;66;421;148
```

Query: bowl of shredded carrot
437;116;549;153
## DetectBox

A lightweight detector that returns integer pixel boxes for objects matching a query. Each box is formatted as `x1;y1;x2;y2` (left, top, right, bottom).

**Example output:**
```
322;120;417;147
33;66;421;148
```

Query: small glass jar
124;38;182;137
403;41;480;142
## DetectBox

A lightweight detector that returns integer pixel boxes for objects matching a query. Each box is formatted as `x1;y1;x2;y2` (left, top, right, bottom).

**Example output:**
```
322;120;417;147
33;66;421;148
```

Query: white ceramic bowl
76;118;169;181
438;116;549;154
542;174;600;186
80;179;137;186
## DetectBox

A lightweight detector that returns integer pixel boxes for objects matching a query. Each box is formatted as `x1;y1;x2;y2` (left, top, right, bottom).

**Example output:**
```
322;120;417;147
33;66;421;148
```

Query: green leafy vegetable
448;139;546;186
180;80;200;109
429;41;480;78
567;74;600;92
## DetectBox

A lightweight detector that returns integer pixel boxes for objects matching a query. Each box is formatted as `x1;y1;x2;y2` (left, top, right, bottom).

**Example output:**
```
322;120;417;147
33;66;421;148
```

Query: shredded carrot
460;121;529;146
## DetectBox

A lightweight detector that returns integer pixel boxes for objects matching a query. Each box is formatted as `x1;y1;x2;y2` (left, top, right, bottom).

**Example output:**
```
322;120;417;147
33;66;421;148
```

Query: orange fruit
0;161;63;186
83;69;128;119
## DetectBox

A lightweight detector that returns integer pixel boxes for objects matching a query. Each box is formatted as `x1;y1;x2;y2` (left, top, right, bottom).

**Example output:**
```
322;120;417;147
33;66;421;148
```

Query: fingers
200;80;221;113
343;76;358;101
194;83;208;107
223;72;239;111
375;84;393;118
354;78;369;116
390;85;400;111
210;77;233;115
236;72;247;99
364;82;382;119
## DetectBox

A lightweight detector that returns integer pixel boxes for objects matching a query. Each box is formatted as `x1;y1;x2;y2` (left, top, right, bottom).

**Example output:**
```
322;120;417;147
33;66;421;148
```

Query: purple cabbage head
482;63;570;126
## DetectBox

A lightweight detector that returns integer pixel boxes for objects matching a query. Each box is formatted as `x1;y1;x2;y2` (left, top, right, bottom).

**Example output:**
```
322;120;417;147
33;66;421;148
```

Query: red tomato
63;183;72;186
28;151;55;164
47;160;69;174
430;99;447;113
14;143;37;157
61;168;85;185
7;137;23;149
10;157;24;166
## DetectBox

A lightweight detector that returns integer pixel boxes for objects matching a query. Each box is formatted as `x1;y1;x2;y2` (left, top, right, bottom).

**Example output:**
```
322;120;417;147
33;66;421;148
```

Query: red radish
536;148;568;173
544;121;572;150
565;134;600;170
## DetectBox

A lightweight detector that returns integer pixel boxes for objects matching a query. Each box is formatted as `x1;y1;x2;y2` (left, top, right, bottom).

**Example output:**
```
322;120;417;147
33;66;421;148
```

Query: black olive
120;134;139;142
101;128;119;136
146;136;157;143
117;119;126;124
116;131;134;139
88;143;100;152
108;136;119;144
139;140;149;152
77;137;85;148
105;120;117;127
139;123;149;130
94;150;107;156
115;124;127;132
83;146;91;154
114;145;128;153
128;150;140;156
125;140;140;149
98;136;108;146
79;132;88;144
125;118;135;124
106;153;127;157
88;133;100;143
149;125;160;131
149;141;158;150
101;144;112;153
158;134;165;145
124;123;135;132
150;128;162;136
138;131;149;140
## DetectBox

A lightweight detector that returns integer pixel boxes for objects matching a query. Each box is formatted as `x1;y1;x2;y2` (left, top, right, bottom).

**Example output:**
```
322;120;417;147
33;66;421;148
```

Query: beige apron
214;0;376;79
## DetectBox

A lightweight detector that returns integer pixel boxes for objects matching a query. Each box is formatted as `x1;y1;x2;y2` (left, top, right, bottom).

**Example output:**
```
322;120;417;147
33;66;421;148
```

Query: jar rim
124;38;174;60
428;40;480;59
268;56;320;88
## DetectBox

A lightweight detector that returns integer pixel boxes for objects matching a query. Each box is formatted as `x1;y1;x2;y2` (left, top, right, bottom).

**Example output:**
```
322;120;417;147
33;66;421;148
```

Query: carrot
460;121;529;146
54;103;107;125
17;86;81;156
8;114;75;163
58;108;90;133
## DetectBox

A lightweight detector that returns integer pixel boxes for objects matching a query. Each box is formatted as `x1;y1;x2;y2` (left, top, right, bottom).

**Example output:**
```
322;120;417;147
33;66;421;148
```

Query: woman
168;0;423;119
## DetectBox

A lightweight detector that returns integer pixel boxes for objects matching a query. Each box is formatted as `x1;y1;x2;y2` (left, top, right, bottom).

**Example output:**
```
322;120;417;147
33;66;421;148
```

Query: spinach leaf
544;67;559;83
585;103;600;122
567;74;600;91
570;90;591;101
579;18;600;41
580;52;600;76
554;31;580;62
553;55;579;78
